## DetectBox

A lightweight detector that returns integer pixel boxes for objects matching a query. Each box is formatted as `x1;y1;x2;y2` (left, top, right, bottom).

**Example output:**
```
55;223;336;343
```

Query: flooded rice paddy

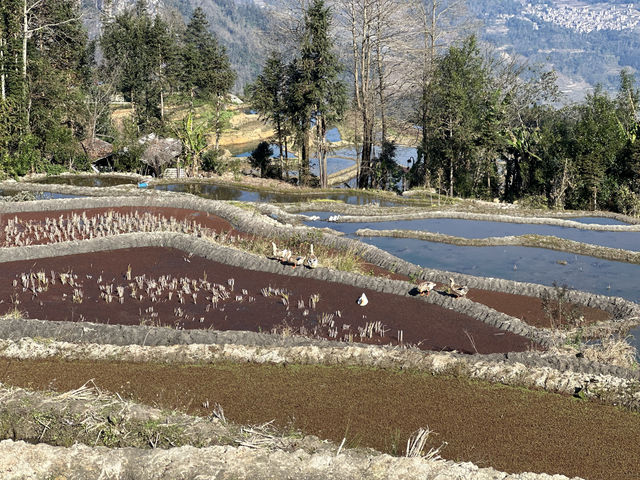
0;190;85;200
305;215;640;251
154;183;406;206
567;216;630;225
304;213;640;300
303;212;640;351
31;175;138;187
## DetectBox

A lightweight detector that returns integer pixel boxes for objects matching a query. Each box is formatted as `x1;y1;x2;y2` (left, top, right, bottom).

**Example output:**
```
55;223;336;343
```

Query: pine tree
417;36;498;198
287;0;346;187
181;7;235;105
1;0;88;173
101;1;176;129
249;51;289;178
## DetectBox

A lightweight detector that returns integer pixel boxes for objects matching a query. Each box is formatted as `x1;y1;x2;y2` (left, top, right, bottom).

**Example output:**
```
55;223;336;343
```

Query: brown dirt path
1;359;638;480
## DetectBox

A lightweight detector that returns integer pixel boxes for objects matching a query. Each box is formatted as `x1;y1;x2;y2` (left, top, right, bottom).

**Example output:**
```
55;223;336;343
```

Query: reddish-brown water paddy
0;247;533;354
1;359;638;480
0;207;611;331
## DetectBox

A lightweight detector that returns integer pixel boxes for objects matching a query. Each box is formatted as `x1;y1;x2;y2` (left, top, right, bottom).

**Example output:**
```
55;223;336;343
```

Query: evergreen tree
181;7;235;105
571;86;624;210
248;51;290;178
286;0;346;187
372;140;401;191
417;36;499;198
249;141;274;178
181;7;235;153
101;1;175;129
1;0;88;174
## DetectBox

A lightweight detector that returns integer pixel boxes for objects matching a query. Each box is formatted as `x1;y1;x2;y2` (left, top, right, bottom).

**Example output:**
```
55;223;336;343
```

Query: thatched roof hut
81;138;114;162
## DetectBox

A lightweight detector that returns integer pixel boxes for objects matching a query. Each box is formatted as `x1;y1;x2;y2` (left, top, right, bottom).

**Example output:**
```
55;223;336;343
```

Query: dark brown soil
468;289;610;329
1;358;638;480
0;247;533;354
0;206;233;247
0;207;611;330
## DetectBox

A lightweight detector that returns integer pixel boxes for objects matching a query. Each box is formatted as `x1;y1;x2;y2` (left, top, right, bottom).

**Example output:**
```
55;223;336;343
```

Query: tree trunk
22;0;27;88
0;36;5;102
301;126;311;186
449;155;454;197
373;17;386;143
284;136;290;181
276;118;284;179
319;116;328;188
359;111;373;188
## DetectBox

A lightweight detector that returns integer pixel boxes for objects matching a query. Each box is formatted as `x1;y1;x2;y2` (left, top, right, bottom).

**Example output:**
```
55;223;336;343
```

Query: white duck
416;280;437;296
306;243;319;269
271;242;293;264
357;292;369;306
448;277;469;298
280;248;293;264
271;242;283;260
293;255;306;268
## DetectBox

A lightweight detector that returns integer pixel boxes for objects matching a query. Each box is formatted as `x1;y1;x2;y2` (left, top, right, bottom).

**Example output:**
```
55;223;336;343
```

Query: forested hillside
80;0;640;99
5;0;640;217
81;0;269;90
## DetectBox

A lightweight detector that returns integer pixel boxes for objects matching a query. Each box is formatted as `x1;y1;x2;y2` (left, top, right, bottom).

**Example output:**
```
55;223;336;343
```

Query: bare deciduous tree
408;0;473;188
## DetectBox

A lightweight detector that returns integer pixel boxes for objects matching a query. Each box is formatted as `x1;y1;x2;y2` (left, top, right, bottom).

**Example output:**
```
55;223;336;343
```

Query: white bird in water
357;292;368;306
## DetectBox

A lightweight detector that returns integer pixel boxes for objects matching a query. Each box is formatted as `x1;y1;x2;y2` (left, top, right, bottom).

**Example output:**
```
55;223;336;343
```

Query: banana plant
173;112;209;177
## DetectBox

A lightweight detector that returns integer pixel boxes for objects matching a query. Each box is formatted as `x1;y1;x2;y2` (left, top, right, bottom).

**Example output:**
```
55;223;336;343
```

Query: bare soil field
1;359;639;480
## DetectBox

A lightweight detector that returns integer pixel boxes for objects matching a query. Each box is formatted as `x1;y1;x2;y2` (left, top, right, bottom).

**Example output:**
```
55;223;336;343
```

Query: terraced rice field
0;193;638;480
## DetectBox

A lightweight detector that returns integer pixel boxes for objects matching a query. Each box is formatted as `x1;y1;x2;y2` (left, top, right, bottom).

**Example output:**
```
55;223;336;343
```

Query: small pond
232;143;354;177
31;176;138;188
331;145;418;168
231;143;297;159
228;128;342;158
310;157;355;176
0;190;85;200
303;215;640;252
154;183;407;206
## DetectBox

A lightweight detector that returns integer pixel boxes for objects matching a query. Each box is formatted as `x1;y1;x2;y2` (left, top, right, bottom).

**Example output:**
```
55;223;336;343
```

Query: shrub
249;141;273;178
519;194;549;210
201;149;226;174
614;184;640;217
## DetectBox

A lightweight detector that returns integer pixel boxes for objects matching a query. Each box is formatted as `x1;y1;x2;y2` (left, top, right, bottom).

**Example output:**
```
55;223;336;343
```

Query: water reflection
0;190;85;200
304;213;640;300
568;216;630;226
32;176;137;187
154;183;406;206
304;216;640;251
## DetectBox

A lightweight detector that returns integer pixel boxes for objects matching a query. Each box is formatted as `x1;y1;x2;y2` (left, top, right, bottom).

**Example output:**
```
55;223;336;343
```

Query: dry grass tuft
581;336;638;369
405;426;445;460
551;325;638;370
0;305;26;321
206;231;374;275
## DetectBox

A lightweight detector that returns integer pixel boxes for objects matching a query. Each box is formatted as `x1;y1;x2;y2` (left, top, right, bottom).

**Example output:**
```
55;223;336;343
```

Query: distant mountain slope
81;0;269;91
470;0;640;101
81;0;640;101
